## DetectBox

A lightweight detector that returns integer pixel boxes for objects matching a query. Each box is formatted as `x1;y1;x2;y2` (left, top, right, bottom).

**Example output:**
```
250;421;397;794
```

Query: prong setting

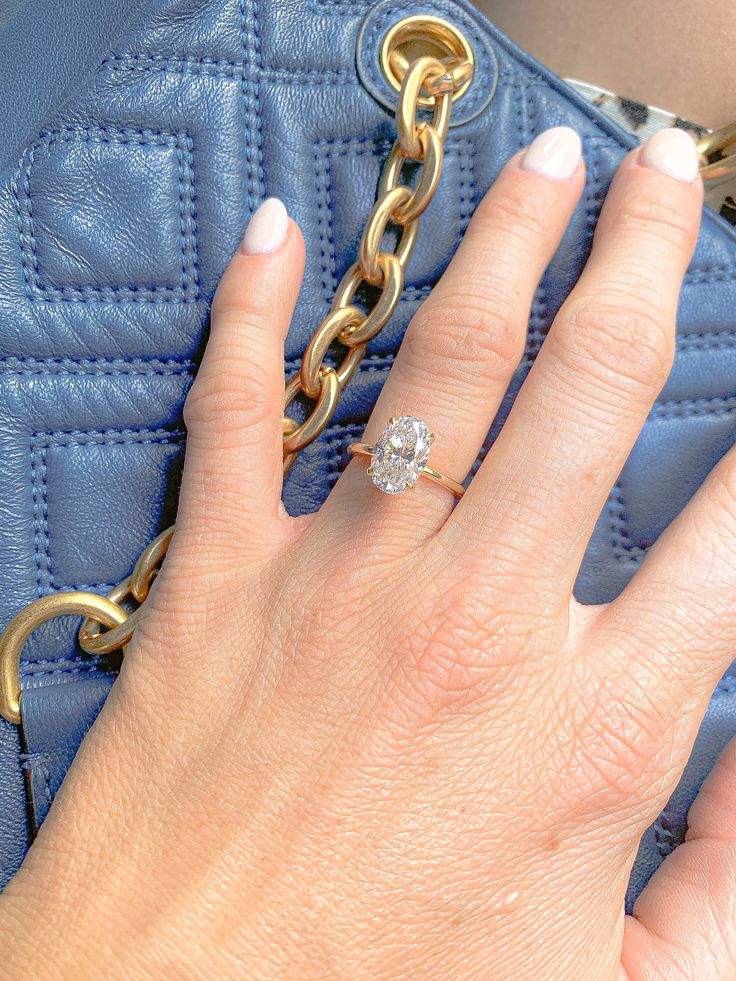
368;416;432;494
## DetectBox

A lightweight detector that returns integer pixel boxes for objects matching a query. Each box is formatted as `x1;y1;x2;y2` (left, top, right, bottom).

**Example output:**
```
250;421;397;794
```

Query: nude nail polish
521;126;582;182
241;197;289;254
640;129;700;183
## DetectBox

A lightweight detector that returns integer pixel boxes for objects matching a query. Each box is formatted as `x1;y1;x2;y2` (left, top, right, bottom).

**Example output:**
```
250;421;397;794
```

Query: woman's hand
2;126;735;981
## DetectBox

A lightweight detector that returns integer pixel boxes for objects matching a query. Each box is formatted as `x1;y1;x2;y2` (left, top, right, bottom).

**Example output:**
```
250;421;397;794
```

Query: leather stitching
14;126;199;304
32;426;185;449
19;753;53;805
241;0;265;218
22;664;109;681
308;0;368;14
609;396;736;562
30;427;184;595
607;484;646;564
649;394;736;421
0;356;195;376
314;136;475;304
30;445;51;598
102;52;360;85
21;655;105;673
324;422;364;488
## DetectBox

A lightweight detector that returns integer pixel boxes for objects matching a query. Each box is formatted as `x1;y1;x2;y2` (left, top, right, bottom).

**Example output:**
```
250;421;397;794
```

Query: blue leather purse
1;0;735;911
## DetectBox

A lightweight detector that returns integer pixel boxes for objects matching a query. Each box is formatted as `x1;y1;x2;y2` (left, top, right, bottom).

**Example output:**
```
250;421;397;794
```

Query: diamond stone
370;416;432;494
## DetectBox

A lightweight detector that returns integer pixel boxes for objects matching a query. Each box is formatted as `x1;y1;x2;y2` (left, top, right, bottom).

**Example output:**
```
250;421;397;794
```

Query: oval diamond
370;416;432;494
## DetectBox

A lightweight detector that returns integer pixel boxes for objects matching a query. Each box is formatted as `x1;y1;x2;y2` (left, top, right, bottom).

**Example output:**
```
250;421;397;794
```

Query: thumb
621;735;736;980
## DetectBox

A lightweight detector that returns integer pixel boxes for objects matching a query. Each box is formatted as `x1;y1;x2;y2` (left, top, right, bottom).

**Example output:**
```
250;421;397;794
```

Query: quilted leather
0;0;152;173
0;0;735;913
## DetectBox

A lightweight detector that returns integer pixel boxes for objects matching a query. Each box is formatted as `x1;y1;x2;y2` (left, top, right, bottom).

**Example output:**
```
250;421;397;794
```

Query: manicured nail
640;128;700;182
521;126;582;182
241;197;289;254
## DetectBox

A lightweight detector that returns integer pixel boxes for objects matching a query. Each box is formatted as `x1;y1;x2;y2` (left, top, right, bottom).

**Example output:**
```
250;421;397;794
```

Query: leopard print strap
568;79;736;225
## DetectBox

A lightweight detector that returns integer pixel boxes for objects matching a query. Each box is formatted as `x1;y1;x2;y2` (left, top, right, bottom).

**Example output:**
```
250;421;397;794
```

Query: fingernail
241;197;289;254
640;129;700;183
521;126;582;182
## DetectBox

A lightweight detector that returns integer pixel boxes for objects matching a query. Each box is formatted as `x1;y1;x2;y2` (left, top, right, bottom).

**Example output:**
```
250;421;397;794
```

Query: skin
0;138;735;980
478;0;736;128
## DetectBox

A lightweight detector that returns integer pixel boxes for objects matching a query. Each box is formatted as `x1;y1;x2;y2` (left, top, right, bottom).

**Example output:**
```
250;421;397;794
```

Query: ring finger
323;126;585;540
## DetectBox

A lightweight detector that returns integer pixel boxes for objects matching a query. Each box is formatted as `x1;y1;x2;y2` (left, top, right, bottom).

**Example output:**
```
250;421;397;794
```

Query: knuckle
569;673;676;817
475;173;561;242
211;288;271;329
383;576;531;729
404;299;522;385
613;187;699;255
560;295;674;389
183;353;274;437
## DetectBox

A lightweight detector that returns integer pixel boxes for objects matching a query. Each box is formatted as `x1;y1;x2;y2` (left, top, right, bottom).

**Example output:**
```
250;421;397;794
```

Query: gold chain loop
283;367;342;455
332;254;404;346
0;595;127;726
0;42;473;725
396;57;452;157
77;527;175;656
359;185;417;284
300;305;364;399
378;125;443;224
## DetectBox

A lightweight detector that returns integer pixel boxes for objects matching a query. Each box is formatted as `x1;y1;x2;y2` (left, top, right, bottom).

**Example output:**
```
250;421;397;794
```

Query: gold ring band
347;443;465;498
346;416;464;499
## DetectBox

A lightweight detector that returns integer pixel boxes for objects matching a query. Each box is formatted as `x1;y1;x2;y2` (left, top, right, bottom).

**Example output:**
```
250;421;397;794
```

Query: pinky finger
621;737;736;980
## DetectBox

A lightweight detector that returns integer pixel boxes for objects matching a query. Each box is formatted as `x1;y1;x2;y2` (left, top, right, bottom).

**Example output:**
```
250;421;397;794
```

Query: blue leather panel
0;723;28;883
0;0;153;173
0;0;735;908
20;672;116;829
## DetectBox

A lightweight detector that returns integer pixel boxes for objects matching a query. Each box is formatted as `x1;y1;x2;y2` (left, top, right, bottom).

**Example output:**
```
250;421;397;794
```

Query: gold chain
282;54;462;468
0;51;472;726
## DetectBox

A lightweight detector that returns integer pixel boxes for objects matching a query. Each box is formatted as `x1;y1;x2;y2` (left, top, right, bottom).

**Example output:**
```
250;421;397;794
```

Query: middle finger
324;127;585;539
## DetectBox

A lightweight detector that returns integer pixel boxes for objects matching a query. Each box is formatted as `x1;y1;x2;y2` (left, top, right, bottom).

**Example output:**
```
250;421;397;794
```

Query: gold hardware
130;526;174;602
77;527;175;656
359;185;417;283
0;594;127;726
0;39;473;725
347;441;465;499
380;15;474;107
283;46;471;442
331;254;403;346
697;122;736;186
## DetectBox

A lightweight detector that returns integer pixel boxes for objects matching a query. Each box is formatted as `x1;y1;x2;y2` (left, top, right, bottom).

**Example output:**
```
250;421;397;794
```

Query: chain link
0;50;472;725
282;54;457;469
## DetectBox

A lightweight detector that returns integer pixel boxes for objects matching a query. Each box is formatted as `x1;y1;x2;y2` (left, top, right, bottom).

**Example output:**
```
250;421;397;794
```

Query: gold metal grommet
380;14;475;107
